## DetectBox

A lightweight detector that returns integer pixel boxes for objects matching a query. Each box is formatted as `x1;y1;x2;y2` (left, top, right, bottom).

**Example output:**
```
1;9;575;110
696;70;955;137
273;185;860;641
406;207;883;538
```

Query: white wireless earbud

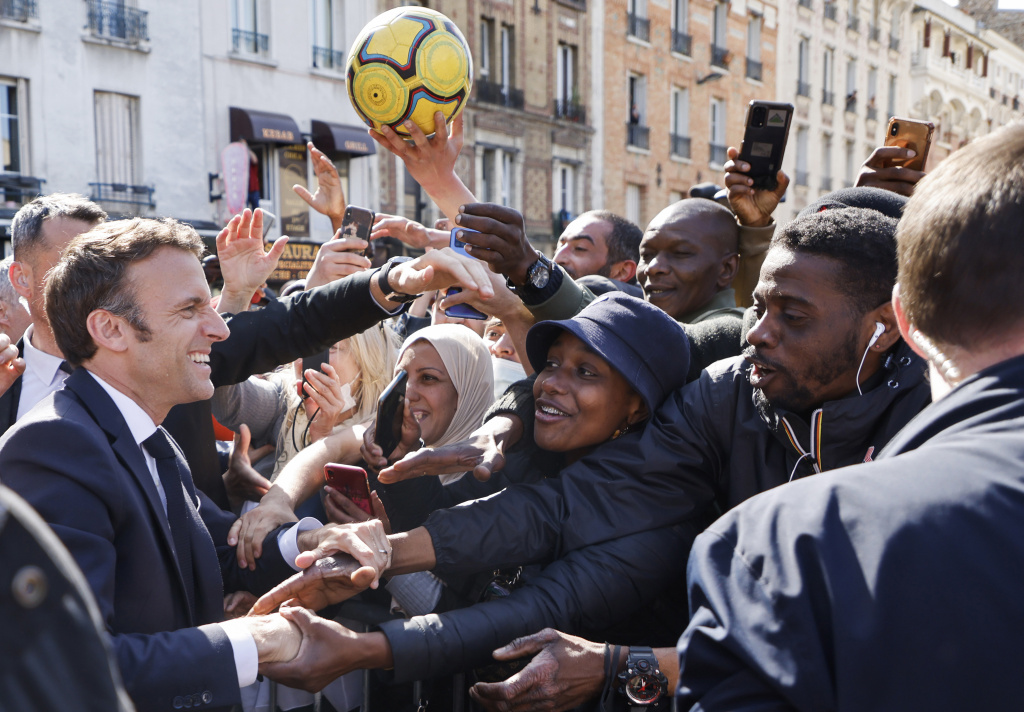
867;321;886;350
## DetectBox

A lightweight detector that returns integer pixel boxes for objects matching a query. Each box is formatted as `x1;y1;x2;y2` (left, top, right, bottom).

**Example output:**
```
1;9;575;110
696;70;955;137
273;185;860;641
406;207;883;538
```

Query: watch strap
376;256;419;303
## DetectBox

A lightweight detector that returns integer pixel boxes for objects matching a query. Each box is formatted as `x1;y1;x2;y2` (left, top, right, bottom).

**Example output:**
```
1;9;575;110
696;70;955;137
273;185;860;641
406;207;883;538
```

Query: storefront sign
268;240;320;284
279;143;309;237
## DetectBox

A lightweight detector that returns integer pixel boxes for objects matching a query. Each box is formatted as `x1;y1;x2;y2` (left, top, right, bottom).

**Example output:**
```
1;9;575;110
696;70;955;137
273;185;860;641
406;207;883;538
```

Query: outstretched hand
379;247;495;305
0;334;25;395
250;552;378;615
469;629;608;712
372;213;449;250
453;204;537;285
293;142;347;223
216;209;289;312
222;424;274;510
723;146;789;227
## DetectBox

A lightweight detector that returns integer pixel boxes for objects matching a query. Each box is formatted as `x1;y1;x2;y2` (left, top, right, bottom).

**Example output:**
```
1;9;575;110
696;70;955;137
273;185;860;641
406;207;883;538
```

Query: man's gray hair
10;194;107;259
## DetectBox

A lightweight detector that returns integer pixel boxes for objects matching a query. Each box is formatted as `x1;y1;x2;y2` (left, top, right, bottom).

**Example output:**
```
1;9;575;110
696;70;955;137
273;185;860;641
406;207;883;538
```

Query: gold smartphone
883;117;934;171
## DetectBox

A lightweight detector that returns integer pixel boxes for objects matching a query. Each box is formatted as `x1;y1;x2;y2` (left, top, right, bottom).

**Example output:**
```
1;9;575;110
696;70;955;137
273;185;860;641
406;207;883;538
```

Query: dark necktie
58;361;73;375
142;428;196;617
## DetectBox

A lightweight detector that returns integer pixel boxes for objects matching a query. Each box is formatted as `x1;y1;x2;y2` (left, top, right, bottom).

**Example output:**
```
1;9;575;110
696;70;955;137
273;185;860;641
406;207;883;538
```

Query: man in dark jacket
676;120;1024;712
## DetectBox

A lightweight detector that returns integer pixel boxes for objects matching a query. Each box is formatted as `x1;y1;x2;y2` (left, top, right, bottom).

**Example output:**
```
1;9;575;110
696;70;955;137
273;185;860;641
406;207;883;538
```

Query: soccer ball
346;8;473;138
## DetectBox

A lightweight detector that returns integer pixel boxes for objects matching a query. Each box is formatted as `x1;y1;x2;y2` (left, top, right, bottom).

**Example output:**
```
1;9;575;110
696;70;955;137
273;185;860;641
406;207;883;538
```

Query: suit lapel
64;369;198;624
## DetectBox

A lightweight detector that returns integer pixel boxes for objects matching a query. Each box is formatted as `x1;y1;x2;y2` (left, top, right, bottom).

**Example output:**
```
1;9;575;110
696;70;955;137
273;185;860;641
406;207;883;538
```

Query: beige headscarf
399;324;494;482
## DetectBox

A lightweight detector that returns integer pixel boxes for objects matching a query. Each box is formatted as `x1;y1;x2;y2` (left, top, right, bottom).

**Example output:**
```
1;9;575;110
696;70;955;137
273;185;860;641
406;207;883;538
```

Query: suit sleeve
423;372;731;575
380;523;700;683
211;269;393;387
0;419;243;712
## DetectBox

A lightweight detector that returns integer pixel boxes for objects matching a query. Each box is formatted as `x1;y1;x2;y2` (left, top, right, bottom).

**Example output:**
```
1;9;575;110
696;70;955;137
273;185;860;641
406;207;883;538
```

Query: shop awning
230;107;302;144
311;120;376;157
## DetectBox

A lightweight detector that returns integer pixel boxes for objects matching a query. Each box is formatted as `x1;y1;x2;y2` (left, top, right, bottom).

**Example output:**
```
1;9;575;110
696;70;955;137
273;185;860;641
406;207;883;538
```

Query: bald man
638;199;745;324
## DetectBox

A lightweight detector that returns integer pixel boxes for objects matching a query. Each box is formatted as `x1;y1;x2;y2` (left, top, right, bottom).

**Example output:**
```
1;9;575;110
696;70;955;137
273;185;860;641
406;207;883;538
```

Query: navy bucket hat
525;292;691;414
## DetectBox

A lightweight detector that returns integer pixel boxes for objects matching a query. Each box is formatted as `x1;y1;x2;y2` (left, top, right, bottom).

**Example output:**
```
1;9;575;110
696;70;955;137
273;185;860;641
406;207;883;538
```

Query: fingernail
906;150;916;157
455;214;462;224
404;121;413;128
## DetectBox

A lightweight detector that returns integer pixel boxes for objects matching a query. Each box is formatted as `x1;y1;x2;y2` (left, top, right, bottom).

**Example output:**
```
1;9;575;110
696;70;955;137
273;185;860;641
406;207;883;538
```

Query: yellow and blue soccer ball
347;8;473;137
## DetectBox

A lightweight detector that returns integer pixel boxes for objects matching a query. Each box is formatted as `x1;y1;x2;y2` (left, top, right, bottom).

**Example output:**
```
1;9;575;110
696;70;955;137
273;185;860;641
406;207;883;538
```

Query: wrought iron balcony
823;89;835;105
627;123;650;150
866;105;878;121
312;46;346;70
627;12;650;41
889;34;900;51
798;0;813;9
824;3;838;20
711;44;730;69
869;24;881;42
747;58;763;81
476;79;525;109
233;28;269;56
553;98;586;123
87;0;148;43
710;143;728;166
820;176;833;191
671;29;692;56
0;174;44;208
797;80;811;97
0;0;36;21
671;133;691;159
847;16;860;32
845;95;857;113
795;170;809;187
89;182;155;216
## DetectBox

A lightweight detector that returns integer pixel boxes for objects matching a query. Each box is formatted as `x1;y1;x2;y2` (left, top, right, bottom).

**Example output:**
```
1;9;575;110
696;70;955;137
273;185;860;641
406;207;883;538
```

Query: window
820;134;832;190
479;18;494;79
747;16;761;62
1;81;22;174
232;0;267;55
556;43;581;120
673;0;688;34
671;87;690;158
553;163;576;217
480;148;514;206
712;2;729;66
625;183;642;226
709;97;727;166
823;47;835;104
500;152;513;207
500;24;515;94
846;58;857;111
312;0;344;68
797;38;811;96
867;66;878;119
93;91;151;213
795;126;809;186
481;149;495;203
86;0;149;43
628;74;647;124
845;139;856;186
628;0;650;40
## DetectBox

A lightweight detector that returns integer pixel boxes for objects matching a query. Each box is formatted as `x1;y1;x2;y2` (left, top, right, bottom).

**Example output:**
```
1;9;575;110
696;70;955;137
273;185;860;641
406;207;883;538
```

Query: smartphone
324;463;373;515
883;117;934;172
299;348;332;399
445;227;487;320
737;101;794;191
374;369;408;458
341;205;376;258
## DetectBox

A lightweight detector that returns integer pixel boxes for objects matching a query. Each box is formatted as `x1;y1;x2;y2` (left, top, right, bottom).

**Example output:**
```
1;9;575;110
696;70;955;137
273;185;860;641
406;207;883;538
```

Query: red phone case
324;464;372;515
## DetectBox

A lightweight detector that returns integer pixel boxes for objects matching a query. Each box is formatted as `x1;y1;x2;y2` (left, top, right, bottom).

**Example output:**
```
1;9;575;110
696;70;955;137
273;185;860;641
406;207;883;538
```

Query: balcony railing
747;58;763;81
553;98;586;124
847;16;860;32
823;89;835;105
627;123;650;149
845;95;857;113
476;79;525;109
711;44;730;68
671;29;692;56
87;0;148;43
627;12;650;41
798;0;813;8
820;176;833;191
824;3;838;20
0;0;36;21
233;28;269;56
868;24;881;42
866;105;878;121
795;170;809;187
671;133;691;158
0;174;44;208
797;80;811;97
312;46;345;69
89;182;155;216
889;34;900;51
710;143;728;166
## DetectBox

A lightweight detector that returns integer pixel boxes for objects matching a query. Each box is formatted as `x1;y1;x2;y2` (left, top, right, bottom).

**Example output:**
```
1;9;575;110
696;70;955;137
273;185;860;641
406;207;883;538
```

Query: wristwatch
507;251;553;292
617;647;668;710
375;256;420;303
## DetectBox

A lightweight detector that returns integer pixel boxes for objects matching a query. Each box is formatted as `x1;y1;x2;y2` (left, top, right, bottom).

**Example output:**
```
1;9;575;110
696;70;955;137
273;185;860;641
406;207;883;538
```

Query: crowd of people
1;108;1023;712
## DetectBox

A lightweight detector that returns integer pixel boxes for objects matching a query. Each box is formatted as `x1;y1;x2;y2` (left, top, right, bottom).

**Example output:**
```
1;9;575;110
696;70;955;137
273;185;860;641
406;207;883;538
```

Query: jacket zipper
781;409;823;478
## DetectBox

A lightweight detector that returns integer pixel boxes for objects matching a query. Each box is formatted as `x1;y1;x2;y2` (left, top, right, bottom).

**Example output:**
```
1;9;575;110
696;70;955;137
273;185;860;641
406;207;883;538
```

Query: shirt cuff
221;622;259;688
277;517;323;571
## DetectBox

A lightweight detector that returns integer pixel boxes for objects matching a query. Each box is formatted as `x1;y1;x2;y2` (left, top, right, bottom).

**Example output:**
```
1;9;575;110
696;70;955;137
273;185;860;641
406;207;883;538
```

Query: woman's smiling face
396;340;458;446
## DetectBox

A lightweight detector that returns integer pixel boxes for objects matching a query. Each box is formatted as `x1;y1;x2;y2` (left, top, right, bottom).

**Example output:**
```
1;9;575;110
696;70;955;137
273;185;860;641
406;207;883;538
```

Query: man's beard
743;325;862;414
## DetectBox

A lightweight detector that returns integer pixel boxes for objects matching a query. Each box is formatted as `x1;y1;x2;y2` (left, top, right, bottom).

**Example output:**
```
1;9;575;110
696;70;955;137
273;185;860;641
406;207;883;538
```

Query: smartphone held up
324;463;373;515
445;227;487;320
341;205;376;258
737;101;794;191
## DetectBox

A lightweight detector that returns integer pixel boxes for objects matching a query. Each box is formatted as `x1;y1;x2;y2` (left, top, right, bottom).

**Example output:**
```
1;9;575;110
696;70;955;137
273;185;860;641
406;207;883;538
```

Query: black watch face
625;673;662;704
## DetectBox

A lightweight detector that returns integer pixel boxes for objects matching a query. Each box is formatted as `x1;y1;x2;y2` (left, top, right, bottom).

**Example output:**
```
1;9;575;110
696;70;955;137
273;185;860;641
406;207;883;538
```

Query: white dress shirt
87;371;319;689
16;324;70;420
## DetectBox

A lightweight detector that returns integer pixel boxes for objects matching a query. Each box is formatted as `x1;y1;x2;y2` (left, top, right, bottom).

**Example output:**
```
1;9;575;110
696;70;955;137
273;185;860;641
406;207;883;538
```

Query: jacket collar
679;288;740;325
753;339;929;472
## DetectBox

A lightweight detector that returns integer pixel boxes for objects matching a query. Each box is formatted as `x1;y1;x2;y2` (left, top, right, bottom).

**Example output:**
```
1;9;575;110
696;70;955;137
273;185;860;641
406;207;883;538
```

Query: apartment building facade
375;0;592;253
0;0;378;247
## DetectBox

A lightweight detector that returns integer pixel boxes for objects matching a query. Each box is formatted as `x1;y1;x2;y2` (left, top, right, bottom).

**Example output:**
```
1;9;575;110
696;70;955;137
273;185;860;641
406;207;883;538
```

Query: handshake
224;519;397;690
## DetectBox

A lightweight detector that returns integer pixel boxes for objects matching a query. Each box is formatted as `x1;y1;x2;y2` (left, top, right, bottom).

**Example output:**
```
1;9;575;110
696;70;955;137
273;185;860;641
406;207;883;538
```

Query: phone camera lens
752;107;767;128
891;123;900;136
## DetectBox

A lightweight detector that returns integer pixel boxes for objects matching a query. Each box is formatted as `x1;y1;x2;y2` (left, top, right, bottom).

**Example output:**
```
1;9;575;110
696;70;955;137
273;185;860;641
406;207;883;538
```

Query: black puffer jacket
423;341;931;575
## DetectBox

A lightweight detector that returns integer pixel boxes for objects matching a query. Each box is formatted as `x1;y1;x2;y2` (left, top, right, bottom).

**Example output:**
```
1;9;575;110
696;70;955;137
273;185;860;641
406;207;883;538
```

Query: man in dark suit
0;216;492;711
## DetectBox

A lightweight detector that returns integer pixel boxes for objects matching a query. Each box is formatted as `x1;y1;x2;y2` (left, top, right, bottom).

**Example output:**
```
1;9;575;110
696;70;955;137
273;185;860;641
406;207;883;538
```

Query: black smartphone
445;227;487;320
737;101;794;191
299;348;332;399
342;205;375;258
324;463;373;515
374;370;408;458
